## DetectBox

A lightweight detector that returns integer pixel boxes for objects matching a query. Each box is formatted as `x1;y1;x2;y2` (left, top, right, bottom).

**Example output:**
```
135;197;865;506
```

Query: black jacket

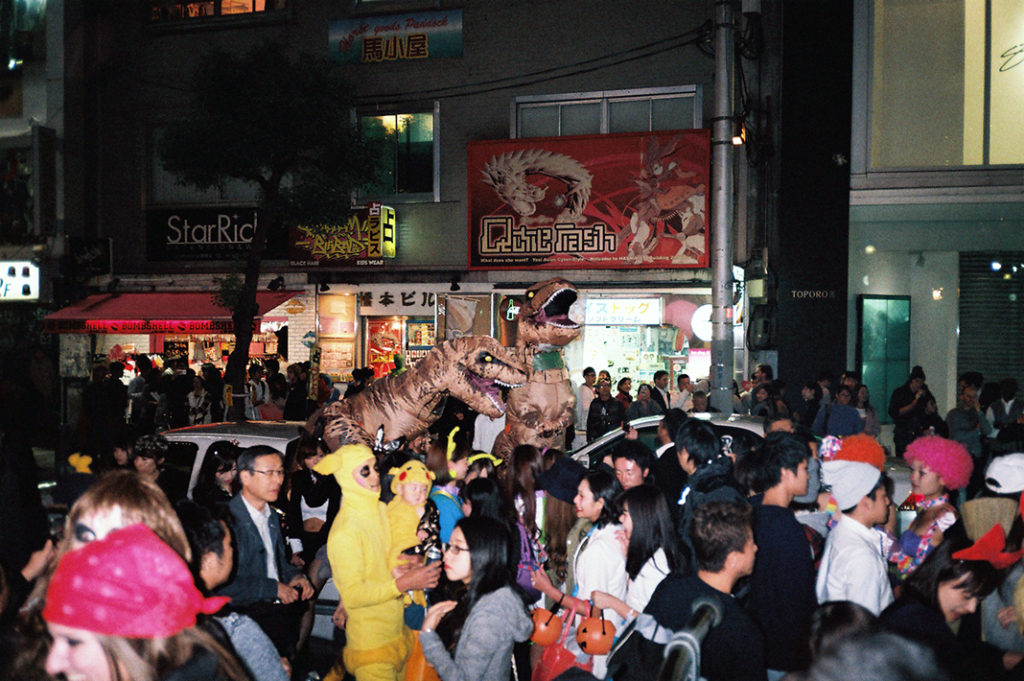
587;396;626;441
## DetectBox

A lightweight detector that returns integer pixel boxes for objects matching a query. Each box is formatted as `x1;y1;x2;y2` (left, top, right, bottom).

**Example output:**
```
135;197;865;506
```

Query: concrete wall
846;246;958;412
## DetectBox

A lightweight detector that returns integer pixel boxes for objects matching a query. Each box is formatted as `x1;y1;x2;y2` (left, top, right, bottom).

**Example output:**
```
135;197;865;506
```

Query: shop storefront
494;286;742;389
44;289;303;369
43;289;309;424
314;283;510;381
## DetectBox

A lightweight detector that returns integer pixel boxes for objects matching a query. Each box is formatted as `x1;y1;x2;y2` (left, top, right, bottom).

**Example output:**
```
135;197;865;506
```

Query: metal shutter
957;253;1024;390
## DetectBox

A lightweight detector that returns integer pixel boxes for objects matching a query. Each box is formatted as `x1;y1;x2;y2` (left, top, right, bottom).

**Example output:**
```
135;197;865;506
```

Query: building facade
846;0;1024;415
60;0;776;395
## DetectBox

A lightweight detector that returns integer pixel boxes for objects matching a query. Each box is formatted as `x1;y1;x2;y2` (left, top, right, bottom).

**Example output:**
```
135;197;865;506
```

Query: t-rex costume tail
311;336;527;451
492;278;582;460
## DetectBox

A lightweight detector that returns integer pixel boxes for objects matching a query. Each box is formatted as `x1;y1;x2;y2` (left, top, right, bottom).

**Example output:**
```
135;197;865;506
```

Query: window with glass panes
359;110;436;197
513;86;701;138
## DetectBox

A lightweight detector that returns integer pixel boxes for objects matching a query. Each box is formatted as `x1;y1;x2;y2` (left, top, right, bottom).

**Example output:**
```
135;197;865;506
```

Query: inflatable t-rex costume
313;336;527;451
492;278;581;459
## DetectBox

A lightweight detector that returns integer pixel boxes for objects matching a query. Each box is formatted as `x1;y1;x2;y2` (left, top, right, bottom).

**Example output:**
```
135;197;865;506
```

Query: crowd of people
74;355;356;462
4;353;1024;681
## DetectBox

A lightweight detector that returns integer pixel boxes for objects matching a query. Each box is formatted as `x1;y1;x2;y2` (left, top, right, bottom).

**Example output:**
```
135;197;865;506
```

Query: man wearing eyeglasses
218;444;313;659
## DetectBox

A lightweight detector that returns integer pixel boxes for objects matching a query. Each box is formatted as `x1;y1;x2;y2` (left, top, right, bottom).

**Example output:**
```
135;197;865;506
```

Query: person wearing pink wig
889;436;973;578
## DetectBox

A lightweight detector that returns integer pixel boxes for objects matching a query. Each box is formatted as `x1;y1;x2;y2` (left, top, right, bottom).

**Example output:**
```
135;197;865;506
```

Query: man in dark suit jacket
217;444;313;657
651;370;671;412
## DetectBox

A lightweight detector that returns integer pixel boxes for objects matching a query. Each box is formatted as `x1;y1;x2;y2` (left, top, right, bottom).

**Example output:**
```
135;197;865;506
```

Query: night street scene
2;1;1024;681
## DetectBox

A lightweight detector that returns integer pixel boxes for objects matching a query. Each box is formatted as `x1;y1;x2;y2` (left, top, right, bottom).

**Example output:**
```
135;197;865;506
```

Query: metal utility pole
709;0;737;415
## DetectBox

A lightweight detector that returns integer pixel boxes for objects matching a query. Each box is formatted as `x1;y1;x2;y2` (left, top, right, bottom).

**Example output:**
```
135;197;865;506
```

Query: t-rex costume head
491;278;582;460
428;336;527;416
516;278;582;349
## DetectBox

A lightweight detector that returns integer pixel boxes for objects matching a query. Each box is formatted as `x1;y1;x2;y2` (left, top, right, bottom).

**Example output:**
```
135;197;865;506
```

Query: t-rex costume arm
313;336;527;451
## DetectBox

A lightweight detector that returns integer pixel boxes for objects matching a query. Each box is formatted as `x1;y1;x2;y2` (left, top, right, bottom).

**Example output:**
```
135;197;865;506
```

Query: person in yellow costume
315;444;441;681
386;460;440;616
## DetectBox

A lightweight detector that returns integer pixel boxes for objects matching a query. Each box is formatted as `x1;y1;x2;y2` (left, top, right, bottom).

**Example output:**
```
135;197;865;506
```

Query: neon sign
44;319;238;334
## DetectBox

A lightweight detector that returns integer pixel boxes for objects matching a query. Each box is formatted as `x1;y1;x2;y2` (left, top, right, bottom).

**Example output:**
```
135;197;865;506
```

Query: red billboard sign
467;130;710;270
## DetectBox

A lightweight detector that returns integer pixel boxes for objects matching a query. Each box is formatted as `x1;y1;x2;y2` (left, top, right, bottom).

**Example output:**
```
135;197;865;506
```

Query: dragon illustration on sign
492;277;582;459
481;149;592;224
310;336;527;451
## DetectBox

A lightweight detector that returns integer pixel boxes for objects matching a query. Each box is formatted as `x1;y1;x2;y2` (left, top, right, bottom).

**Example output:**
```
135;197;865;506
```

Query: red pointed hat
953;524;1024;570
43;523;229;638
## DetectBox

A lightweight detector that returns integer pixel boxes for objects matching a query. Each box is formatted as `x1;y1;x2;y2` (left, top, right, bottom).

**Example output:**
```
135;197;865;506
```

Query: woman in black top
881;539;1020;680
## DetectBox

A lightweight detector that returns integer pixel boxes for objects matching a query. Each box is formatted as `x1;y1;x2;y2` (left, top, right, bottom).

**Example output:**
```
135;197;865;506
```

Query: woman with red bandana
42;523;249;681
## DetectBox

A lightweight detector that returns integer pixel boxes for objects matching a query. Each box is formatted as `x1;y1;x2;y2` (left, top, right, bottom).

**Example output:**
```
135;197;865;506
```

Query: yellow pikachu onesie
315;444;413;681
385;459;436;610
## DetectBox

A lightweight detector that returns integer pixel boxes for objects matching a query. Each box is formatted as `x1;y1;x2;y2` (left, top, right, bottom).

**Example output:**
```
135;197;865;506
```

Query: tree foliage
159;41;378;227
159;42;379;419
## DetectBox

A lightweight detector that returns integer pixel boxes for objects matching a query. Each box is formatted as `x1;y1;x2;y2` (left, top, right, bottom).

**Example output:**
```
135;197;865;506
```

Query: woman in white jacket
530;470;626;677
591;484;685;618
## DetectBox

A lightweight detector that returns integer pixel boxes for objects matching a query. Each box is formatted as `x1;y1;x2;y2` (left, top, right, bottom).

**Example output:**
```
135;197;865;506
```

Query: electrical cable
358;24;713;103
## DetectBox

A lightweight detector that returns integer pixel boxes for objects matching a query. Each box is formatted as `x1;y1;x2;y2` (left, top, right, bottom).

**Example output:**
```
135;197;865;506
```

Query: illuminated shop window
869;0;1024;168
358;109;437;200
151;0;287;22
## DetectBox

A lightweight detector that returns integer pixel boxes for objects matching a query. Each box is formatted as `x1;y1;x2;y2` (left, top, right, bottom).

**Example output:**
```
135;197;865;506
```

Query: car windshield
571;415;764;470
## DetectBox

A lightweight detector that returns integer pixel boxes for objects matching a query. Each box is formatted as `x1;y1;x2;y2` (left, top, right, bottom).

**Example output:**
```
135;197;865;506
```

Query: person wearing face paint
890;436;973;578
20;469;193;627
315;444;441;681
42;523;251;681
419;517;534;681
881;537;1024;680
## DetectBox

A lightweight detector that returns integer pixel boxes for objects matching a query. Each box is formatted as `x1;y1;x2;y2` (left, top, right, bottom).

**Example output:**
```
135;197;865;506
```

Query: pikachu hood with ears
314;443;414;676
314;443;380;511
389;459;434;496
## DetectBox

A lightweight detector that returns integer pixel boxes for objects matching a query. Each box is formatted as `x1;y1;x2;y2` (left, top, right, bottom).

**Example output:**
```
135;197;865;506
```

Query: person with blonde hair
57;469;191;565
24;469;190;609
43;523;250;681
